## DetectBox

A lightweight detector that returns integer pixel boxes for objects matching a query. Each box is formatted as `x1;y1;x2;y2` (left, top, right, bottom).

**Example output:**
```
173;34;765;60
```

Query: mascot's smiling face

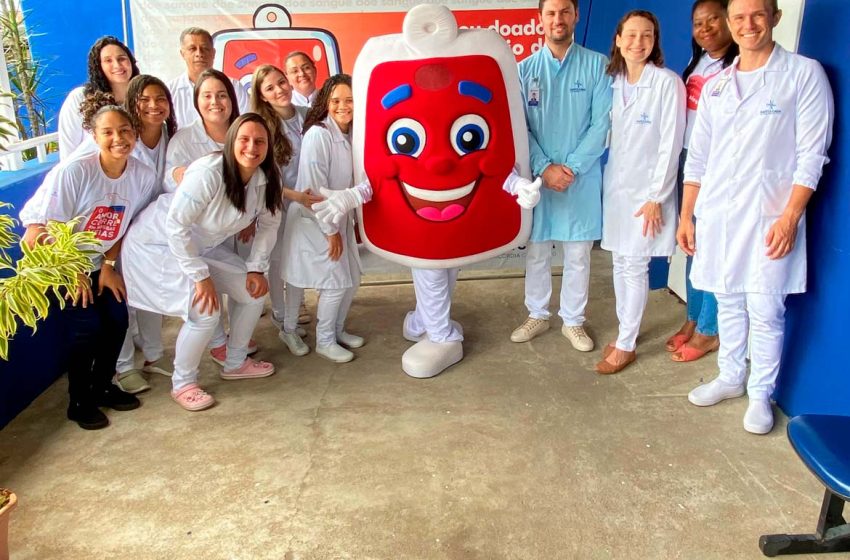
362;55;519;260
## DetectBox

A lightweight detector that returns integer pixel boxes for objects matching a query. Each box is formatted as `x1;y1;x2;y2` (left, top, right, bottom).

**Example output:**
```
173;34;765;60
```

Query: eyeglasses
287;64;315;76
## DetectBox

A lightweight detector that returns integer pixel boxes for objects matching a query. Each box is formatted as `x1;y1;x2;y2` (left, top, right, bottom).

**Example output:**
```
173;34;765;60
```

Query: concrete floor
0;251;828;559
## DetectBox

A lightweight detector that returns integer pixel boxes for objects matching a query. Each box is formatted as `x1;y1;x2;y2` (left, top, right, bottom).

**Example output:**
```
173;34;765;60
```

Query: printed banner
129;1;544;276
129;1;541;84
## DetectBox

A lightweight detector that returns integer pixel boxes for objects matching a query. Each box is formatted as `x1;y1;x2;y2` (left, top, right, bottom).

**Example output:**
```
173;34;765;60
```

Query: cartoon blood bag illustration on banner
212;4;342;96
321;4;538;380
352;3;532;269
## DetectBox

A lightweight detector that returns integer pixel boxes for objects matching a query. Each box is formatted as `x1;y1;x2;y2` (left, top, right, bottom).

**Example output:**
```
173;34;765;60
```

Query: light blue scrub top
519;43;612;242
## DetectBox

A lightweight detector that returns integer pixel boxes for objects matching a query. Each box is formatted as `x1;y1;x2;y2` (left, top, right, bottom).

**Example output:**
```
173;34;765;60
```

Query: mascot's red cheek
362;55;519;261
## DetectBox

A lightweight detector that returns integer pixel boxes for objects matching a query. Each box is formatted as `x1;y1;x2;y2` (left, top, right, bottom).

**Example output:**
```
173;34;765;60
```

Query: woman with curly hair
122;74;176;184
111;75;177;393
280;74;364;363
58;36;140;158
20;104;158;429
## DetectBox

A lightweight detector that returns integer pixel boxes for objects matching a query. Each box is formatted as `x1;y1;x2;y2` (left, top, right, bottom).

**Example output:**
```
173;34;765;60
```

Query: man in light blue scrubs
511;0;612;352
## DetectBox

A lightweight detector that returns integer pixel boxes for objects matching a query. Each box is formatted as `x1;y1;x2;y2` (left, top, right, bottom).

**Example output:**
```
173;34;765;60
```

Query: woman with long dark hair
58;36;140;158
596;10;686;374
665;0;738;363
163;69;239;192
122;113;283;411
123;75;176;183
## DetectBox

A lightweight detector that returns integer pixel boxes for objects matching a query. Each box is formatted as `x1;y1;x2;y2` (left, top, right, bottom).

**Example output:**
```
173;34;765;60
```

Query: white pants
611;253;651;352
715;292;786;400
269;217;287;322
208;296;237;349
524;240;593;325
285;283;356;347
116;307;164;373
406;267;463;343
172;267;265;391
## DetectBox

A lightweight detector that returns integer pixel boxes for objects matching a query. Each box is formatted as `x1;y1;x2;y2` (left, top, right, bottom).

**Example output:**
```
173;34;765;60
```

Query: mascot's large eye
450;114;490;156
387;118;426;158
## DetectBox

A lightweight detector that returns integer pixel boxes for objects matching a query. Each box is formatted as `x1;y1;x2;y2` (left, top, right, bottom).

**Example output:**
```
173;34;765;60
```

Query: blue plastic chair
760;414;850;556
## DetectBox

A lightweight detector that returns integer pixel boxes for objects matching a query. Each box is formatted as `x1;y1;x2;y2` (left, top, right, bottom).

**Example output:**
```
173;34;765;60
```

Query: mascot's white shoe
402;339;463;379
402;311;464;343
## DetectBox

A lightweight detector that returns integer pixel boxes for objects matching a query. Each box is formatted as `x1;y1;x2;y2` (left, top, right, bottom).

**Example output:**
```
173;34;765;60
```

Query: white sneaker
743;398;774;434
337;331;365;349
316;343;354;363
279;331;310;356
510;317;549;343
561;324;594;352
688;378;746;406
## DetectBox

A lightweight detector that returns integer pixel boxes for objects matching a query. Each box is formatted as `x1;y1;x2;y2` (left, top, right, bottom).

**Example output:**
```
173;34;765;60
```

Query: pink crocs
171;383;215;411
209;339;259;366
220;358;275;380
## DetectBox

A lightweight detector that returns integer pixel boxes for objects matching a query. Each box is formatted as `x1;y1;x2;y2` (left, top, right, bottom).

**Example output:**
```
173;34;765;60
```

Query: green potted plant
0;203;97;359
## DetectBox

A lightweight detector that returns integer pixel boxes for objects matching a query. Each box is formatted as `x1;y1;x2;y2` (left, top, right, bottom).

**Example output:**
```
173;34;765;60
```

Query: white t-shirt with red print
684;53;725;148
20;151;158;271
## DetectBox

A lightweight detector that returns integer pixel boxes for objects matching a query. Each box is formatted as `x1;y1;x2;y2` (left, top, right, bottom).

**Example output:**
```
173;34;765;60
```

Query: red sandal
671;342;719;363
665;333;691;352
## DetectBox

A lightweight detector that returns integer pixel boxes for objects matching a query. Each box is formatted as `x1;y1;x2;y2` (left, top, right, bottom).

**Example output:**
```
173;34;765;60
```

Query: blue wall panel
775;0;850;416
21;0;128;134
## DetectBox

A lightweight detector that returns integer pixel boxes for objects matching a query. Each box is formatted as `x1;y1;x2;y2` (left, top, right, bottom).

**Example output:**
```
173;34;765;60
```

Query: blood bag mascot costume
314;5;541;378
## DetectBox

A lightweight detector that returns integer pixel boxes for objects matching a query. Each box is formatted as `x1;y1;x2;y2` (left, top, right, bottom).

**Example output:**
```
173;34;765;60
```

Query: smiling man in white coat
678;0;834;434
168;28;250;129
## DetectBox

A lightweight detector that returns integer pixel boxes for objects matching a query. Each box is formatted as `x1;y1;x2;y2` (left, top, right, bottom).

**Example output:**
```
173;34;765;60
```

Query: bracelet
103;258;117;268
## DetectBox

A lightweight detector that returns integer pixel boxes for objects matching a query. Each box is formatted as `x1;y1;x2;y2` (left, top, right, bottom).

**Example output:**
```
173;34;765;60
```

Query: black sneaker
96;384;141;411
67;402;109;430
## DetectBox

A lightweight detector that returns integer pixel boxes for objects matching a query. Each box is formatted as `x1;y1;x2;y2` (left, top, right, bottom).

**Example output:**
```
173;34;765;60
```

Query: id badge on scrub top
527;78;541;107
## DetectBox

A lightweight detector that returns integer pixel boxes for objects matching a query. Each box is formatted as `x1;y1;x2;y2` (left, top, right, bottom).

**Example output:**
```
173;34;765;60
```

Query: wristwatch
103;259;117;268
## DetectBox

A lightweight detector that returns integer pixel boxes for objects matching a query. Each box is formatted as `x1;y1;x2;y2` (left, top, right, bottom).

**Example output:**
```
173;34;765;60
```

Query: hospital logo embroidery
570;80;586;93
84;205;126;241
760;100;782;116
636;112;652;125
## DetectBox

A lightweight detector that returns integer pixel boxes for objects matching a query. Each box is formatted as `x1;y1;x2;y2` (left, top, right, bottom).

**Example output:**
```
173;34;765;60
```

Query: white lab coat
122;153;281;318
602;64;685;256
685;45;834;294
163;119;223;193
281;117;360;289
291;89;317;108
278;108;307;190
132;124;170;188
57;87;87;159
167;72;250;130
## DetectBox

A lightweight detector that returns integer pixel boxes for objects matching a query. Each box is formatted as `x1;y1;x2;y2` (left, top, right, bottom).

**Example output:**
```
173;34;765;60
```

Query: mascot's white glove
313;187;365;227
515;177;543;209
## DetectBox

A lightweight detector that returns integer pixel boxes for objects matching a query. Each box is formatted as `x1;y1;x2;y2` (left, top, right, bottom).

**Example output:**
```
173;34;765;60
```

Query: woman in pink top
665;0;738;363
